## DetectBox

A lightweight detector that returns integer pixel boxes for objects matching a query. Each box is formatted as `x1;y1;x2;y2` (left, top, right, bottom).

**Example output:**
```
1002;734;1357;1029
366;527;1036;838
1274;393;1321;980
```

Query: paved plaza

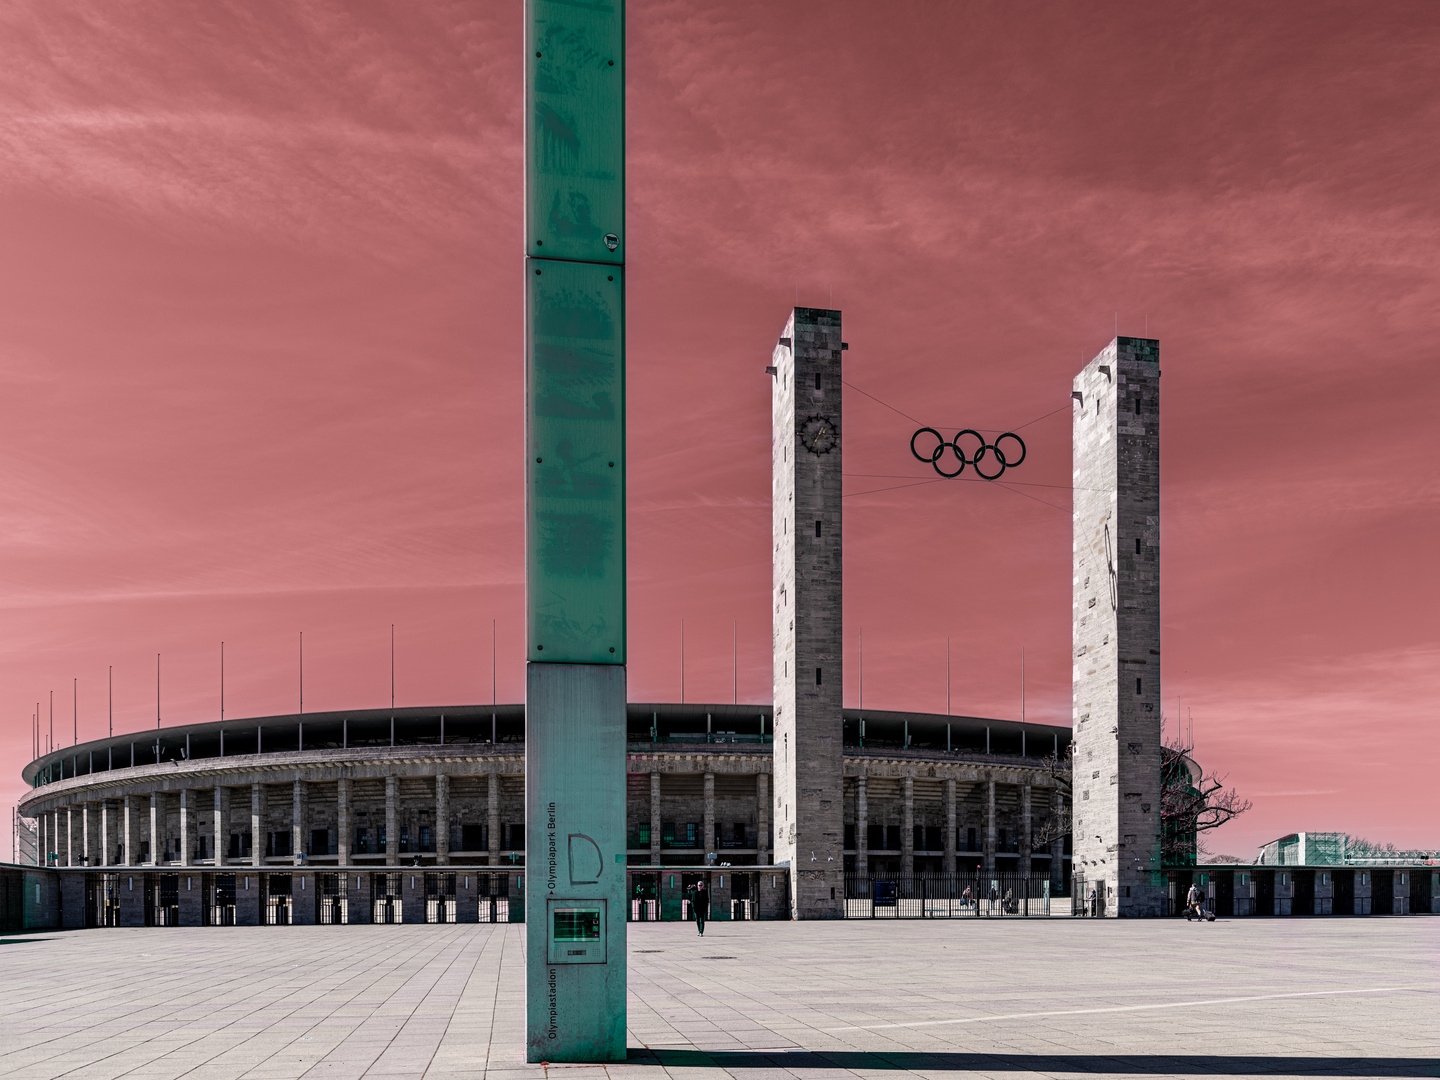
1;918;1436;1080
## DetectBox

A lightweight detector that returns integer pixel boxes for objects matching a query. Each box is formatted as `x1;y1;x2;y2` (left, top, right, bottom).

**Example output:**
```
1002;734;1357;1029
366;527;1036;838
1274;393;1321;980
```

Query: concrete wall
179;872;204;926
59;870;85;928
1167;866;1440;918
118;872;143;926
235;872;260;926
401;870;425;924
22;869;61;929
292;873;316;925
456;871;479;923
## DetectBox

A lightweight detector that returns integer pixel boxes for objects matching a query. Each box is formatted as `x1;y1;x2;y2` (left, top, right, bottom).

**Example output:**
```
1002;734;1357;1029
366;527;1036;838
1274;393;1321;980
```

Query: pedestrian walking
685;878;709;936
1185;881;1205;922
1088;886;1098;918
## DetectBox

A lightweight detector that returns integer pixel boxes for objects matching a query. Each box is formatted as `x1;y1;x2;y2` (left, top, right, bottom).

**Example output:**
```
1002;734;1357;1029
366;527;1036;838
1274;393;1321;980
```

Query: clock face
800;414;837;454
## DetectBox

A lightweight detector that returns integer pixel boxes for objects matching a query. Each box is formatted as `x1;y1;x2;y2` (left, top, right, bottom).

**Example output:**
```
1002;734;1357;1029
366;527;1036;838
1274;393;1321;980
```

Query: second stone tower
1071;335;1165;916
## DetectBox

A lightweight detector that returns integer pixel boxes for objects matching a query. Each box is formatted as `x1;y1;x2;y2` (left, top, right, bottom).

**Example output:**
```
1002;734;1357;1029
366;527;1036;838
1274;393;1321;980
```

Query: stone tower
1071;336;1165;917
771;307;845;919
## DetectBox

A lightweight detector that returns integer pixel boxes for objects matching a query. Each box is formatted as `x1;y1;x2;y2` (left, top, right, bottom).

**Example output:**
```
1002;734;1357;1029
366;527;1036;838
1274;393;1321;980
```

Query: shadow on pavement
635;1048;1440;1076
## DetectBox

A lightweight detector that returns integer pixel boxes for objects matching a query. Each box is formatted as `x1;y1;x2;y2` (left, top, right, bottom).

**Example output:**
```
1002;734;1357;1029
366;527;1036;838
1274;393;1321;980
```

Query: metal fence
843;874;1061;918
624;868;787;921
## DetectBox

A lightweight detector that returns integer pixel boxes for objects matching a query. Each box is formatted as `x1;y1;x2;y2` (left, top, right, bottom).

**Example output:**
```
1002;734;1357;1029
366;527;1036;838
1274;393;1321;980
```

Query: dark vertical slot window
815;520;822;537
1136;678;1143;695
1135;397;1142;415
815;667;822;685
1135;538;1142;554
815;372;821;390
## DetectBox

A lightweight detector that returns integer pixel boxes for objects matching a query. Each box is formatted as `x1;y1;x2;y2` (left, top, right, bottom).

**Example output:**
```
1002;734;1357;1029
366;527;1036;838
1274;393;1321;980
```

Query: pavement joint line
823;985;1433;1032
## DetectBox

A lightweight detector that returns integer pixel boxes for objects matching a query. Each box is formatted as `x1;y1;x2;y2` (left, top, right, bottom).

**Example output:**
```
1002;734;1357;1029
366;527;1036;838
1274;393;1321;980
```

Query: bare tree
1023;718;1250;867
1030;741;1073;851
1161;733;1251;865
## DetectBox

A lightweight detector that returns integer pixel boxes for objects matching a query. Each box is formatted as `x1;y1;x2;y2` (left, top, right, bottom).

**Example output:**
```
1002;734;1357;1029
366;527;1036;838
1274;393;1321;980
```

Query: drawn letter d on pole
567;834;603;885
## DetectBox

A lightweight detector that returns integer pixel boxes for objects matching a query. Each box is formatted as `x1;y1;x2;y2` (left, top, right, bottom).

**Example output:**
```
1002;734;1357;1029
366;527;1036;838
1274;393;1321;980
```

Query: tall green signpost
524;0;627;1064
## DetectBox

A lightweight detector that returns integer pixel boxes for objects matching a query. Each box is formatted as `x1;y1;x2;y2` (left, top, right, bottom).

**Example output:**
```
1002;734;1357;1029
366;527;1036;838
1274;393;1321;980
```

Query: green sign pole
524;0;626;1063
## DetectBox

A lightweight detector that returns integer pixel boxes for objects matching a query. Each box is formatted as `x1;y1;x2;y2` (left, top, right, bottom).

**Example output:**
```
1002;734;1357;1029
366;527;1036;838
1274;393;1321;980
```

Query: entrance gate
845;874;1053;918
145;873;180;926
206;873;236;925
320;873;348;924
623;869;784;922
372;873;401;923
1071;873;1104;917
425;873;457;923
629;871;658;921
87;873;119;927
479;873;511;923
263;874;292;925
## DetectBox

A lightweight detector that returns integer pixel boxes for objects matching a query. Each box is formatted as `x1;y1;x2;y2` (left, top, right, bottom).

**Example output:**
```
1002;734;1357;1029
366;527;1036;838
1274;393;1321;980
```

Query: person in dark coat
685;878;709;935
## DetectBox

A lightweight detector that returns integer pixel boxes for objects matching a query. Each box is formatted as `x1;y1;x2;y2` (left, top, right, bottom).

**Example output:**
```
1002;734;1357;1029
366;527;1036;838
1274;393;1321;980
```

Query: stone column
83;802;95;867
855;775;868;877
64;805;74;866
487;774;500;866
649;772;661;866
179;789;192;866
292;779;306;866
100;800;112;866
901;775;914;876
250;783;264;867
983;777;996;878
944;778;957;876
213;787;228;865
385;775;398;867
1020;784;1033;879
703;772;715;864
123;795;136;866
336;777;352;865
435;774;450;866
1049;789;1065;893
755;771;769;866
149;792;161;865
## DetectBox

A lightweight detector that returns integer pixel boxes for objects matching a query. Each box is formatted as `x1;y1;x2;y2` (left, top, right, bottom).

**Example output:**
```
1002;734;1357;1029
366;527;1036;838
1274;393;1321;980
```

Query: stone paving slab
0;918;1436;1079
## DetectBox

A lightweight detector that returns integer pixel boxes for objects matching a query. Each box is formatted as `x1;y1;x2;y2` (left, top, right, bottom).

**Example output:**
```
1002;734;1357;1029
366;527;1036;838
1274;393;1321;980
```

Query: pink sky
3;2;1437;856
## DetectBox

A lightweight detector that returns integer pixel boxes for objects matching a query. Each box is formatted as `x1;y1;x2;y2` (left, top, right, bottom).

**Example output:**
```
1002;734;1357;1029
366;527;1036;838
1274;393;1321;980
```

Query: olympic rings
910;427;1026;480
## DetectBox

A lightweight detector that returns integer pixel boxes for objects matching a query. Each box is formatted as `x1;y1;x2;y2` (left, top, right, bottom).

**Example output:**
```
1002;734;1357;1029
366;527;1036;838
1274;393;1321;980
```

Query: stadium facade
8;324;1437;926
12;702;1071;927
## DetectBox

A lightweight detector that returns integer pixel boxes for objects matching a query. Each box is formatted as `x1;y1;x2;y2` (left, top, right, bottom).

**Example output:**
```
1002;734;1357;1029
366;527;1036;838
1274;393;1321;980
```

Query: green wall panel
526;258;625;664
525;0;624;265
